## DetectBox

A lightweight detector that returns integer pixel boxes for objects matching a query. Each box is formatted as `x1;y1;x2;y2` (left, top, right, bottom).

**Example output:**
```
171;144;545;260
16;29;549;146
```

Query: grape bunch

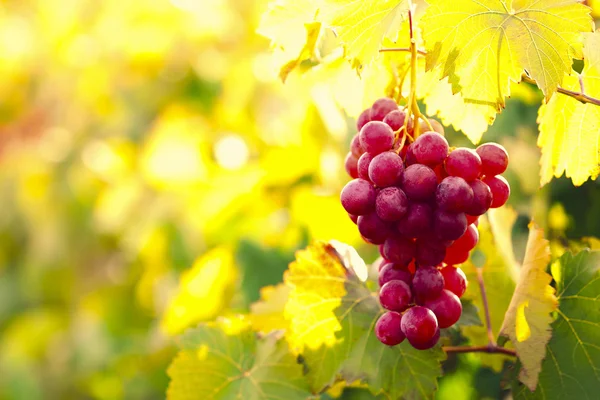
340;98;510;350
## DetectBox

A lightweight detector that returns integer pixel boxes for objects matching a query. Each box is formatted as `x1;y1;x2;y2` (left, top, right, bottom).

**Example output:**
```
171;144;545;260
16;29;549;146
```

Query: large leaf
322;0;408;70
288;242;445;398
513;250;600;398
167;321;311;400
421;0;592;115
537;31;600;186
499;224;557;390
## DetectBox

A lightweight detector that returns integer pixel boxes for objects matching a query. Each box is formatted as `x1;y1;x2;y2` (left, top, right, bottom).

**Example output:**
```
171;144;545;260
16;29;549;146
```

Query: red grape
375;311;405;346
379;263;412;287
370;98;398;121
359;121;395;155
423;289;462;328
433;209;467;241
410;327;440;350
344;152;359;178
415;239;446;267
444;148;482;181
383;109;407;131
376;187;409;221
382;236;416;267
397;202;433;238
476;143;509;176
348;213;358;224
443;246;470;265
440;266;467;297
350;134;365;156
411;132;449;166
357;213;391;244
465;179;493;216
401;306;439;347
340;178;376;215
379;280;412;312
356;108;372;131
483;175;510;208
357;152;373;181
435;176;474;213
413;266;444;300
369;151;404;187
401;164;438;200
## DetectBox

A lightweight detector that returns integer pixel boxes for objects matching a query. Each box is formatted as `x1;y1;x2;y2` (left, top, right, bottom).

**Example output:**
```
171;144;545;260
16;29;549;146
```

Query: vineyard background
0;0;599;399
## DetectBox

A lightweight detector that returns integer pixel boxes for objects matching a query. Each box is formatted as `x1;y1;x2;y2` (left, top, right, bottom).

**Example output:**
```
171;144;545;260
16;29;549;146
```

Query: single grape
357;152;373;181
356;108;372;131
348;213;358;224
357;213;391;244
420;118;445;136
433;209;467;241
483;175;510;208
340;179;376;215
423;289;462;328
466;214;479;225
397;202;433;238
344;152;359;178
350;134;365;156
370;98;398;121
410;327;440;350
415;239;446;267
369;151;405;187
379;263;413;287
476;143;509;176
403;144;418;166
435;176;474;213
443;245;469;265
359;121;395;155
401;164;438;200
411;132;449;166
382;236;416;267
440;266;467;297
444;148;482;181
413;266;445;300
376;187;409;221
465;179;493;216
383;109;407;131
379;280;412;312
375;311;405;346
401;306;439;347
451;224;479;253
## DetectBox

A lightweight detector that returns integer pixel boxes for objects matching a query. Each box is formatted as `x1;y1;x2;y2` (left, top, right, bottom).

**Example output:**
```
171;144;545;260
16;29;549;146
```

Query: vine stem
379;47;600;107
443;345;517;357
476;267;496;346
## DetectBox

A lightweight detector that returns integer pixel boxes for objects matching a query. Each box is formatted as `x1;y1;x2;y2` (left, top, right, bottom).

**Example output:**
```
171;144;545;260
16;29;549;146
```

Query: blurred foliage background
0;0;598;399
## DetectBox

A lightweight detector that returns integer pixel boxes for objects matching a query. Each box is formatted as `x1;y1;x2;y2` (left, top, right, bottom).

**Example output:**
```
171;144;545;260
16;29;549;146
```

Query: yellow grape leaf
322;0;408;70
279;22;322;82
161;247;237;335
538;31;600;186
421;0;592;113
499;224;558;391
248;284;290;333
487;207;520;282
284;241;347;352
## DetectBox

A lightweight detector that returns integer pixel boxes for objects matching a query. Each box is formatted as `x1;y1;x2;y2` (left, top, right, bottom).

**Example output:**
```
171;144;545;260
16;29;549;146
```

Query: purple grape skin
379;263;412;287
382;236;416;267
465;179;493;216
400;164;438;200
415;239;446;267
433;209;468;241
379;280;412;312
359;121;395;155
435;176;474;213
411;132;449;166
376;187;408;221
350;134;365;156
423;289;462;328
476;143;509;177
383;109;407;131
370;98;398;121
444;147;482;181
404;144;418;166
344;152;359;178
410;327;440;350
375;311;406;346
400;306;439;346
483;175;510;208
369;151;405;187
397;202;433;238
340;178;376;215
357;152;373;181
412;266;445;300
357;212;391;244
357;108;372;132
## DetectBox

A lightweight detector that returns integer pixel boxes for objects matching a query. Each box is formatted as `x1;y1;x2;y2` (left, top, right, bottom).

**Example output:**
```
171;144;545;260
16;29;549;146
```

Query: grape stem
379;47;600;107
443;345;516;356
476;267;496;346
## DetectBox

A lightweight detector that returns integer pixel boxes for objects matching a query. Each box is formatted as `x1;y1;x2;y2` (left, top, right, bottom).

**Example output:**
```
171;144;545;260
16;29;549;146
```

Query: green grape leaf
322;0;408;70
457;299;484;327
421;0;592;116
288;242;445;398
167;320;311;400
513;250;600;398
537;31;600;186
499;224;557;390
